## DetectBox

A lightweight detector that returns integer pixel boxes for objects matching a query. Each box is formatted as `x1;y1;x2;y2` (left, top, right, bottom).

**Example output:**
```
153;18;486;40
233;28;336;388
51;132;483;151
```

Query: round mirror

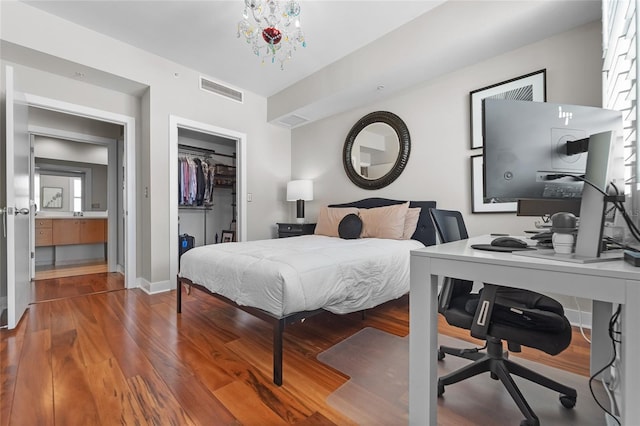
343;111;410;190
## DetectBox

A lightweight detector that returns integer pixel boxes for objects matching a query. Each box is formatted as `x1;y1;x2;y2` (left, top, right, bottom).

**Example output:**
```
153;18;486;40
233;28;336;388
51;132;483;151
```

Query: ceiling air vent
200;76;243;103
277;114;309;128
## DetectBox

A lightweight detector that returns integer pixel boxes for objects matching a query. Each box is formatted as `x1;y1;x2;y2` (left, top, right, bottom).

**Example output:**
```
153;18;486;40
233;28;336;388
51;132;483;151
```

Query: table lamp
286;180;313;223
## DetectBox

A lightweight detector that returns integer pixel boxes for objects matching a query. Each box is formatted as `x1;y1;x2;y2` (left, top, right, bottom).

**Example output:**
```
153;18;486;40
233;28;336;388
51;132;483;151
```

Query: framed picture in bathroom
42;187;63;209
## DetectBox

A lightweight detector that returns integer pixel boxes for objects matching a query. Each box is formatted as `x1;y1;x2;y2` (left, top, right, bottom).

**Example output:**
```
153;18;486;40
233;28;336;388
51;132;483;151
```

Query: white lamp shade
286;180;313;201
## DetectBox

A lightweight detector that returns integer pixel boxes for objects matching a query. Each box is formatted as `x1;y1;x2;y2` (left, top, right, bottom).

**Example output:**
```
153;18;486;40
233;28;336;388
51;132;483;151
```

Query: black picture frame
471;155;517;213
470;69;547;149
221;230;235;243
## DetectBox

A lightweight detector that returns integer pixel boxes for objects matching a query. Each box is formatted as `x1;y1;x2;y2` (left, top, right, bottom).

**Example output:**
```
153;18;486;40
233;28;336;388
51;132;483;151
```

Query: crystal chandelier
237;0;306;69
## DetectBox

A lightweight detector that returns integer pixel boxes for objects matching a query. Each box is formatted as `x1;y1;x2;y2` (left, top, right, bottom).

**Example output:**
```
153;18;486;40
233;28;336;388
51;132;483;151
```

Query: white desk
409;235;640;425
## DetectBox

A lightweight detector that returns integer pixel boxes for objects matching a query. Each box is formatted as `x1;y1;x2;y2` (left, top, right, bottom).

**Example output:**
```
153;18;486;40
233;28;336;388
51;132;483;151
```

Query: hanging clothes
178;153;217;206
194;157;205;206
203;158;215;206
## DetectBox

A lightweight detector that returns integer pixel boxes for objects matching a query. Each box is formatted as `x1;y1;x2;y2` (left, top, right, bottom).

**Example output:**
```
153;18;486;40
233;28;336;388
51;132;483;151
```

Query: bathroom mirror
343;111;410;190
33;134;109;213
35;159;107;213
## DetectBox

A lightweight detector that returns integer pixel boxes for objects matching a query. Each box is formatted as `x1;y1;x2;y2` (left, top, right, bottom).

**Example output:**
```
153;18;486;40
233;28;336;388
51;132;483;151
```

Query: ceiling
18;1;603;127
23;0;445;98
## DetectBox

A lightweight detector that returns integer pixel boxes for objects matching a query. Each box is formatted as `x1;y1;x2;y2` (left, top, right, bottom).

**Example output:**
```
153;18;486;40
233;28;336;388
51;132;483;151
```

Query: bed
177;197;436;385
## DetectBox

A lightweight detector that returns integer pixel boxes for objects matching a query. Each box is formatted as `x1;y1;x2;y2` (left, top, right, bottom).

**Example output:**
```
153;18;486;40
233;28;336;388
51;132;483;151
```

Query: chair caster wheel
520;419;539;426
437;349;445;361
490;372;498;380
437;381;445;397
560;395;576;409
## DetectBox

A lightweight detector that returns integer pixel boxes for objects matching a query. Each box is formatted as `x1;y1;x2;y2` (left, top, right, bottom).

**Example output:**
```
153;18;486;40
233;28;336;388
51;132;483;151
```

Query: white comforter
178;235;424;317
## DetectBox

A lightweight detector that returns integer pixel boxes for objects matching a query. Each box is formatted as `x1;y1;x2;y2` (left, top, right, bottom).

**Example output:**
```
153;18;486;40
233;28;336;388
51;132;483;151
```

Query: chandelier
237;0;306;69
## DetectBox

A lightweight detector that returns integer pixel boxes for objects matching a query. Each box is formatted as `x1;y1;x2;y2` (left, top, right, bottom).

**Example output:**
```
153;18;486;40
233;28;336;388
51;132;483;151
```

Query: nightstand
277;223;316;238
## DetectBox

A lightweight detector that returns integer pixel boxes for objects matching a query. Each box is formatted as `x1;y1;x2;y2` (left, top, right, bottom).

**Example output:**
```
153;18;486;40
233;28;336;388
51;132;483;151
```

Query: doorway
2;80;137;328
168;115;247;291
29;110;122;281
23;93;137;290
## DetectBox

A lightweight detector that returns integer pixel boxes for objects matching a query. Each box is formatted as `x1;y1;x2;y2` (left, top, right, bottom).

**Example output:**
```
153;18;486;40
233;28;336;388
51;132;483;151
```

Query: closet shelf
179;205;213;210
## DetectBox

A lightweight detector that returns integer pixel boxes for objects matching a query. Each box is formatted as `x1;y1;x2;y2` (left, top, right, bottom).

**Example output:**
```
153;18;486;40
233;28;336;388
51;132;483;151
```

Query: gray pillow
338;213;362;239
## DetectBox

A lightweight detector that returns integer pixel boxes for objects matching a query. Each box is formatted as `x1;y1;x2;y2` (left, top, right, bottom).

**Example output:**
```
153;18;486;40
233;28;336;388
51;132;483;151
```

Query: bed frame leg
177;276;182;314
273;319;284;386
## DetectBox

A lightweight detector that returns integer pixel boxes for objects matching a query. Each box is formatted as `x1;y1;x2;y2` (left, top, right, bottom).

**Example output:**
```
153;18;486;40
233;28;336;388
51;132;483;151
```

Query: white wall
34;136;108;165
1;1;290;286
291;21;603;315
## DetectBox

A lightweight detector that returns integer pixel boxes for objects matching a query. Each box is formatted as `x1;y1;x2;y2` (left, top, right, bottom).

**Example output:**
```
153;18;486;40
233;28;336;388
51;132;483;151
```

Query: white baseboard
137;277;173;295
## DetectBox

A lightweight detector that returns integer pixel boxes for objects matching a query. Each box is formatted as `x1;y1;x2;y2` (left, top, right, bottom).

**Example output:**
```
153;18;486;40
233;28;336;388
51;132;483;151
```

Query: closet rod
178;144;236;159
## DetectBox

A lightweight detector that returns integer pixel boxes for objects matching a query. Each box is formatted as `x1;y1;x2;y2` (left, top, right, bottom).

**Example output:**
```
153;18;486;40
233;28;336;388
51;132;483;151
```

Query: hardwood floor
31;272;124;303
34;261;109;281
1;274;591;425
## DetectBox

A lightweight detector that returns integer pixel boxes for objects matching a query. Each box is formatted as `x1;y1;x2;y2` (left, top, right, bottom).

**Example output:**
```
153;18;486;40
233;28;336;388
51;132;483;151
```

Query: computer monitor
483;99;625;263
516;198;582;217
483;99;623;202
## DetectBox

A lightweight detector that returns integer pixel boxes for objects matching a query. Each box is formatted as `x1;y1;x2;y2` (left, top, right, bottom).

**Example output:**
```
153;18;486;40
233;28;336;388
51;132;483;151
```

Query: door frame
24;93;137;289
168;115;247;290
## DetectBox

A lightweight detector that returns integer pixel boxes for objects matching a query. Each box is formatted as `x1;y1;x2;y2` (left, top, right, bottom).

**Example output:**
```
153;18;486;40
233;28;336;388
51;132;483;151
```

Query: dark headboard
328;197;437;247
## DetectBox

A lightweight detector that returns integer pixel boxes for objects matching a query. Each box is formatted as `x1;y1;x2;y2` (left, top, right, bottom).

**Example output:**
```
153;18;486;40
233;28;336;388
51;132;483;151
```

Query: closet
177;129;237;249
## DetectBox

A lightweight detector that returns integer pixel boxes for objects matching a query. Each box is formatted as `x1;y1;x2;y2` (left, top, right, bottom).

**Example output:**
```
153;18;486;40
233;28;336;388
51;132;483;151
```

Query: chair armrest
470;284;499;340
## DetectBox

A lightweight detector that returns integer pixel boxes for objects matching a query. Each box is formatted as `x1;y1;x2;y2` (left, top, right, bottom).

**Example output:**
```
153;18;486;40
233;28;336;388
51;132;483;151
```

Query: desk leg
410;256;438;425
621;282;640;424
591;300;613;380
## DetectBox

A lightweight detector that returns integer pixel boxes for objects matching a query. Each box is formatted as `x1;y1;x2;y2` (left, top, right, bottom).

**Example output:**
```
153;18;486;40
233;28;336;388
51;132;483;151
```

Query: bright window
73;177;82;211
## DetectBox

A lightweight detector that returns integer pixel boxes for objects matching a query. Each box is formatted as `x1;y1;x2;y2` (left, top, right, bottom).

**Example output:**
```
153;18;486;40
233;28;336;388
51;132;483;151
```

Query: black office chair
429;208;577;426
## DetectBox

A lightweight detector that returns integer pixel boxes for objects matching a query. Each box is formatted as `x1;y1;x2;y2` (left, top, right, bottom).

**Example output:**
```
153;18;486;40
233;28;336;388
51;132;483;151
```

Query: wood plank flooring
1;274;592;425
31;271;124;303
34;261;109;281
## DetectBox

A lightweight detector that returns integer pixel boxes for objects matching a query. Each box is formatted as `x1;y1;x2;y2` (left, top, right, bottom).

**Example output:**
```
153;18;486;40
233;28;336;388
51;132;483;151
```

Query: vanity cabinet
44;218;107;246
35;218;108;267
35;219;53;247
79;219;106;244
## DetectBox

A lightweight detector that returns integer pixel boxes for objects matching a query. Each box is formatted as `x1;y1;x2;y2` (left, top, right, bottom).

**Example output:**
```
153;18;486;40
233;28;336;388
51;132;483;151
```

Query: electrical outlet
247;193;253;202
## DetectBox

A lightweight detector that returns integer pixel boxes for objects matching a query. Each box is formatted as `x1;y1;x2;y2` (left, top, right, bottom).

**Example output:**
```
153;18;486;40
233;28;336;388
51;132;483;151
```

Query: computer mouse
491;236;529;249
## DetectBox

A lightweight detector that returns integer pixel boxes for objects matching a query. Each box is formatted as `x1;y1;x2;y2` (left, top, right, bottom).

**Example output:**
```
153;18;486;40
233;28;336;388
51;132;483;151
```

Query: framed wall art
221;230;235;243
471;155;517;213
42;186;63;209
470;69;546;149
